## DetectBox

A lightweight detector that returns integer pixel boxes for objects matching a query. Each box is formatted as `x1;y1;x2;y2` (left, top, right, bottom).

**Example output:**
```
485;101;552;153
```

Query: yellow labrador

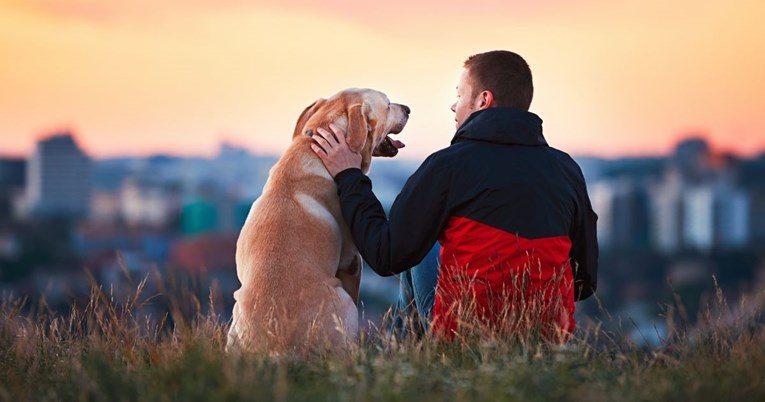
227;88;409;357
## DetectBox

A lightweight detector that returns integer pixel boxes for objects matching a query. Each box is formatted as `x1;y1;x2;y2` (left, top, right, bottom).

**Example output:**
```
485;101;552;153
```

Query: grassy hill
1;275;764;402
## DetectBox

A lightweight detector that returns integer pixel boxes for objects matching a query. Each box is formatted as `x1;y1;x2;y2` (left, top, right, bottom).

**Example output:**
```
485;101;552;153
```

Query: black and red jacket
334;107;598;337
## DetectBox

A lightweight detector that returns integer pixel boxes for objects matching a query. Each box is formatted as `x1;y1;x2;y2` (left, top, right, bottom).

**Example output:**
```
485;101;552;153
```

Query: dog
227;88;409;357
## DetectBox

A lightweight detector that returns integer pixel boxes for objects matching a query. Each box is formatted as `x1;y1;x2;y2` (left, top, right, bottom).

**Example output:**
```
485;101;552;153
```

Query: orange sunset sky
1;0;764;160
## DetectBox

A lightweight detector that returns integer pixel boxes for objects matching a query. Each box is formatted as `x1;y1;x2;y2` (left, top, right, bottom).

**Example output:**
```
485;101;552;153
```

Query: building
650;170;685;253
750;191;765;246
673;137;712;184
25;132;92;218
180;196;250;235
683;183;750;252
713;185;749;249
119;178;182;227
683;186;715;251
591;179;651;251
0;158;25;221
0;158;25;188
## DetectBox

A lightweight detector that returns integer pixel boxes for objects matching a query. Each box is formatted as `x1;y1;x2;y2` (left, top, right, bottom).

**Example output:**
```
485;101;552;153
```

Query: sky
1;0;764;160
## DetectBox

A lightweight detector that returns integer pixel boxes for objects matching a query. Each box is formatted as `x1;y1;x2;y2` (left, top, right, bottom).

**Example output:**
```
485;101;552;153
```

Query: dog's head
293;88;410;172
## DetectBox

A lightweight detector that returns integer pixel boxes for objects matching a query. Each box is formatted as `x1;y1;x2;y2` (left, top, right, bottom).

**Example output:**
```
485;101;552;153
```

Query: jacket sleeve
333;155;451;277
569;164;599;301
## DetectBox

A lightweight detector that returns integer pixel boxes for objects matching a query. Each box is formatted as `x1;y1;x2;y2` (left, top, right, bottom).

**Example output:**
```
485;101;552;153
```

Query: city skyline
2;1;765;159
3;129;765;162
5;131;763;256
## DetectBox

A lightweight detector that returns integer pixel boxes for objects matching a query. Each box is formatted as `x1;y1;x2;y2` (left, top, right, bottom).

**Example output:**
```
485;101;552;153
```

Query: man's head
451;50;534;129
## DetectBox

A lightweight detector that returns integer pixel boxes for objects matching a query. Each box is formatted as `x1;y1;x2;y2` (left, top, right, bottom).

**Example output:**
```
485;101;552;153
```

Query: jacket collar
451;107;547;147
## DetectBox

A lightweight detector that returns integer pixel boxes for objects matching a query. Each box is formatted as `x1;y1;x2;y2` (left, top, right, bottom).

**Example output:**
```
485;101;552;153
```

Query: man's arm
569;165;599;301
333;161;449;276
312;126;451;276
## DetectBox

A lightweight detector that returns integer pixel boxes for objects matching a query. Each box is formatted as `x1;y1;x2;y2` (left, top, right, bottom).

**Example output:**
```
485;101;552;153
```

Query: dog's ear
293;99;324;138
346;103;369;153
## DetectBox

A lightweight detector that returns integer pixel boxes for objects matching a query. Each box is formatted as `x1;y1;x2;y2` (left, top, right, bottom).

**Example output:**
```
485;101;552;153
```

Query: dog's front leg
336;254;362;305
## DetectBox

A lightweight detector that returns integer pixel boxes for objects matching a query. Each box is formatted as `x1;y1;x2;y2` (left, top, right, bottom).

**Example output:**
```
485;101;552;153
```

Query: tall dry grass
1;269;764;402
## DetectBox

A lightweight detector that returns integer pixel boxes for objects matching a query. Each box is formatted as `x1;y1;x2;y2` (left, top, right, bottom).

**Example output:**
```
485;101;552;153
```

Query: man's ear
478;90;495;110
293;99;324;138
346;103;368;153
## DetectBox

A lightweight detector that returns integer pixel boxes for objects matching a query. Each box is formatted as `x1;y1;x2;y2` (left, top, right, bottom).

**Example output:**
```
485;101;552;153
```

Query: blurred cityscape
1;131;765;341
0;132;420;328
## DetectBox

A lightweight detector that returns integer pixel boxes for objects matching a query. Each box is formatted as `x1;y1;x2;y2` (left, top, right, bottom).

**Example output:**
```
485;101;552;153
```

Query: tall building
683;186;715;251
650;171;684;253
25;132;92;217
591;179;651;251
673;137;712;184
713;185;749;249
677;182;749;252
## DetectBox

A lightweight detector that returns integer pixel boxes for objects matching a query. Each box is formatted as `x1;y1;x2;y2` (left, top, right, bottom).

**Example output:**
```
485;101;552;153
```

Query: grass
1;271;764;402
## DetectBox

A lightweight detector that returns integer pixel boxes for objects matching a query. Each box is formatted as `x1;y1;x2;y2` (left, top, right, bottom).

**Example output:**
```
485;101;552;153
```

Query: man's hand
310;124;363;177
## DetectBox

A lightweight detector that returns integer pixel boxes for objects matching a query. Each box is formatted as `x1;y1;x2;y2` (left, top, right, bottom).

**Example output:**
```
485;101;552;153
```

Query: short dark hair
464;50;534;110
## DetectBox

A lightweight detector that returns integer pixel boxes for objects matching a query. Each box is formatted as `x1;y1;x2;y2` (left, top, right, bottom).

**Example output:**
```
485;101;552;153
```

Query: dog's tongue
387;137;405;149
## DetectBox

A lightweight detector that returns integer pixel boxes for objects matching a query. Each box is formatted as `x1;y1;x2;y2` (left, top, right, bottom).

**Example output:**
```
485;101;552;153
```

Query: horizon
2;1;765;159
2;130;763;162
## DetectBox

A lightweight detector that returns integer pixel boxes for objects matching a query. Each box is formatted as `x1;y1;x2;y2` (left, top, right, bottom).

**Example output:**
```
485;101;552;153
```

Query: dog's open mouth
373;135;405;157
373;116;408;157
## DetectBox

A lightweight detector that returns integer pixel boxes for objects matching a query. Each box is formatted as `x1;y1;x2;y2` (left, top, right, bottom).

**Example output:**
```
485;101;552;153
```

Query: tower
25;132;92;217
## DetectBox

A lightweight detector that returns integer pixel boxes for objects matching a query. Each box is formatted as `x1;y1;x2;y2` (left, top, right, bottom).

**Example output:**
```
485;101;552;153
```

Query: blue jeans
391;243;440;338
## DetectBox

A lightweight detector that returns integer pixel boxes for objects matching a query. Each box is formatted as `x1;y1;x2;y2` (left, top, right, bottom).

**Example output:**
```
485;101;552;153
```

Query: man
311;50;598;341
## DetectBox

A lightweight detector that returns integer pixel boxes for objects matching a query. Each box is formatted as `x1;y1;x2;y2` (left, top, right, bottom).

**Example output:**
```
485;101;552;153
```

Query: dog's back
228;141;358;357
